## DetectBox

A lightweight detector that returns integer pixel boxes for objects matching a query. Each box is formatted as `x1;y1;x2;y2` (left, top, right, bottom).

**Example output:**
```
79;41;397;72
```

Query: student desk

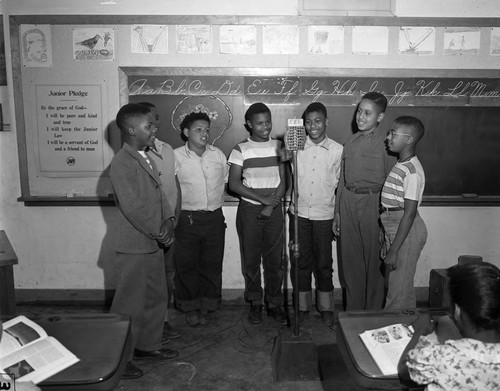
0;230;18;317
337;309;427;390
38;313;131;391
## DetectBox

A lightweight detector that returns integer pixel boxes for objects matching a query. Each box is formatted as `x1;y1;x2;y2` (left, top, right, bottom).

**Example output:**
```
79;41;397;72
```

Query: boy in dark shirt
333;92;394;311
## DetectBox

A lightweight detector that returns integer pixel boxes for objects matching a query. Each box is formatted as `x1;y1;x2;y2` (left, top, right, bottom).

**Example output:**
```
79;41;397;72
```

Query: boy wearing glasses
380;116;427;309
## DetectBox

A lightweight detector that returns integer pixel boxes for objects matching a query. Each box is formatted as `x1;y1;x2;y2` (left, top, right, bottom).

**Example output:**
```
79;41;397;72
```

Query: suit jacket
110;143;174;253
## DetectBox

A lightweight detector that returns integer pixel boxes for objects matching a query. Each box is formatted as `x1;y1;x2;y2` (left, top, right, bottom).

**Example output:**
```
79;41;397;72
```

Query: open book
359;323;414;376
0;315;79;384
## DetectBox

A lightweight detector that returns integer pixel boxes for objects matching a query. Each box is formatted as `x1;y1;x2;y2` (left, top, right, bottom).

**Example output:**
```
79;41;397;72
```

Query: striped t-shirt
228;137;282;205
381;156;425;209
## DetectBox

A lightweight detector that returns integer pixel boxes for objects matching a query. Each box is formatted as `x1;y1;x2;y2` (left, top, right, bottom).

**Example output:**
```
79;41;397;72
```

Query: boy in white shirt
289;102;343;325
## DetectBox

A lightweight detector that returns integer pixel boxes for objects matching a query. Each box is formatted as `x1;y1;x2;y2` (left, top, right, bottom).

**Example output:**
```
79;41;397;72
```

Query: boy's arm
259;162;287;217
274;162;287;199
383;198;418;270
111;161;164;239
228;164;281;207
333;150;345;237
174;175;182;226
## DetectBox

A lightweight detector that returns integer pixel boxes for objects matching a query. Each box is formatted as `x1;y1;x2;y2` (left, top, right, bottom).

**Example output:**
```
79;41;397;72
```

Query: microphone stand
290;149;300;337
271;121;319;381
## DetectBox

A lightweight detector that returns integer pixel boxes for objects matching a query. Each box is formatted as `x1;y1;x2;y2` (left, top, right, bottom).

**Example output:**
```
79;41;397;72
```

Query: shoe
321;311;334;325
134;348;179;360
248;304;263;324
122;361;143;379
329;322;337;332
163;322;182;340
267;306;288;325
186;310;201;327
200;309;215;325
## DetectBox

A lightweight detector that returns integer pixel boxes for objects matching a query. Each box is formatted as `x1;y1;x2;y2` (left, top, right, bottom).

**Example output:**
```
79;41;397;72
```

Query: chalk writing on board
128;76;500;107
129;77;242;96
35;84;105;176
170;95;233;145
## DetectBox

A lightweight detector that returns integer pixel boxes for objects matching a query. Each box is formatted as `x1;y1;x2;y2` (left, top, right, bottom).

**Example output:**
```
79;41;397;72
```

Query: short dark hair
303;102;327;120
245;102;271;123
394;116;425;142
448;262;500;331
361;92;388;113
116;103;151;134
179;111;211;131
138;101;156;109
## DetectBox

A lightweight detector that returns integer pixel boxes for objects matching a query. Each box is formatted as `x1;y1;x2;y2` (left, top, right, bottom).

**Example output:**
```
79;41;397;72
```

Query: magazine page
0;316;48;358
0;336;80;384
359;323;414;376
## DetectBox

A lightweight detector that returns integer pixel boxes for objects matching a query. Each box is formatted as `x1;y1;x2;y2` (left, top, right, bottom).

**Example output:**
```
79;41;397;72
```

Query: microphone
284;118;306;151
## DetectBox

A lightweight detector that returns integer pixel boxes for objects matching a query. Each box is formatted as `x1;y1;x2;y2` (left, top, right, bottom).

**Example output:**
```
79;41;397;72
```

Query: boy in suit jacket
109;103;178;379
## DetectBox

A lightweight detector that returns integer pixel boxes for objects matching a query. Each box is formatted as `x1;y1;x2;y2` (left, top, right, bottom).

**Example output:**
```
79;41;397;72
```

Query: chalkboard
122;67;500;205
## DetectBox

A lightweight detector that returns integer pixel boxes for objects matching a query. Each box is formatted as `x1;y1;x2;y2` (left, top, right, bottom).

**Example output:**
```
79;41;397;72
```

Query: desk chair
38;313;131;391
336;309;434;390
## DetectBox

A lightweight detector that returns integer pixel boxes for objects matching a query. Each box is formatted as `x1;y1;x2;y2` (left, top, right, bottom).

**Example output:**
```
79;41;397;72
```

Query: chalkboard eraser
461;193;478;198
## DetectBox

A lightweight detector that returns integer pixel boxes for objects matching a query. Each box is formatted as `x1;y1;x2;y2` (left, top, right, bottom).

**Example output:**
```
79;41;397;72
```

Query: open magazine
0;315;79;384
359;323;414;376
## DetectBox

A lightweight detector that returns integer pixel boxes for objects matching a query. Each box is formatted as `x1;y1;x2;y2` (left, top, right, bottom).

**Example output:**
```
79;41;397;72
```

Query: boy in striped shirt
228;102;287;325
380;116;428;310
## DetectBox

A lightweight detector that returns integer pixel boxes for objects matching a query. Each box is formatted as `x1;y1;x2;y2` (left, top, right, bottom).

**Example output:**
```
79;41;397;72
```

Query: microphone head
285;119;306;151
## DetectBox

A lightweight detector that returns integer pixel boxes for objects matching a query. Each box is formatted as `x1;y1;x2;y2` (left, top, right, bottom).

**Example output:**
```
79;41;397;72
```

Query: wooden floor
15;300;369;391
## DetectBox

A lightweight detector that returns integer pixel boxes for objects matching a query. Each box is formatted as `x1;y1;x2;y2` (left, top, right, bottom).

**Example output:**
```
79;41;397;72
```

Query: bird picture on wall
73;27;115;61
76;34;102;50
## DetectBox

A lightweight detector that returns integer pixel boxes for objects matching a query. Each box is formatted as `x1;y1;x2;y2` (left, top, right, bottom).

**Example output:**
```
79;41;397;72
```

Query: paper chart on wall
34;84;106;177
263;25;299;54
73;27;115;61
308;26;344;55
398;27;435;55
443;27;480;55
20;24;53;68
352;26;388;55
219;25;256;54
176;25;212;54
131;25;168;54
491;28;500;55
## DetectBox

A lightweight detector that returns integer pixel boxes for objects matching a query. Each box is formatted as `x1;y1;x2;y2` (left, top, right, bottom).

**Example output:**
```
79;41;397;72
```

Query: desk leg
0;265;16;317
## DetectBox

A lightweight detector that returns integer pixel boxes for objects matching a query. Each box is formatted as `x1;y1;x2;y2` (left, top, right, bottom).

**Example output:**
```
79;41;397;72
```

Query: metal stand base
271;329;320;381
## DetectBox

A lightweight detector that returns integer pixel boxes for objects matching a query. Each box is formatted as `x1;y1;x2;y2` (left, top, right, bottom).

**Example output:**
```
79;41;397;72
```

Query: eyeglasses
387;130;412;138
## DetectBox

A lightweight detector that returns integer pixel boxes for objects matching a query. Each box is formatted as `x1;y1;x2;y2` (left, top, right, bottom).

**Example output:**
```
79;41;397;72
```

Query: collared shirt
381;156;425;209
290;136;343;220
148;141;178;213
335;127;394;215
174;143;228;211
407;335;500;391
343;127;392;188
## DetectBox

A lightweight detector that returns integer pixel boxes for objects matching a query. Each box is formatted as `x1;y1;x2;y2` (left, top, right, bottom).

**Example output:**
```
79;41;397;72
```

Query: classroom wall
1;0;499;300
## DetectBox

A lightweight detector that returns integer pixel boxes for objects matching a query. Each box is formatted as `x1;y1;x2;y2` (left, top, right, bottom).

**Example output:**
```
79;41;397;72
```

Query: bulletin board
9;15;500;205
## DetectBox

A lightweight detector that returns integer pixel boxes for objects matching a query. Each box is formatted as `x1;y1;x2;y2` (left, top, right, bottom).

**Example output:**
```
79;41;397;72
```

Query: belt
184;208;221;214
381;206;404;212
345;184;382;194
